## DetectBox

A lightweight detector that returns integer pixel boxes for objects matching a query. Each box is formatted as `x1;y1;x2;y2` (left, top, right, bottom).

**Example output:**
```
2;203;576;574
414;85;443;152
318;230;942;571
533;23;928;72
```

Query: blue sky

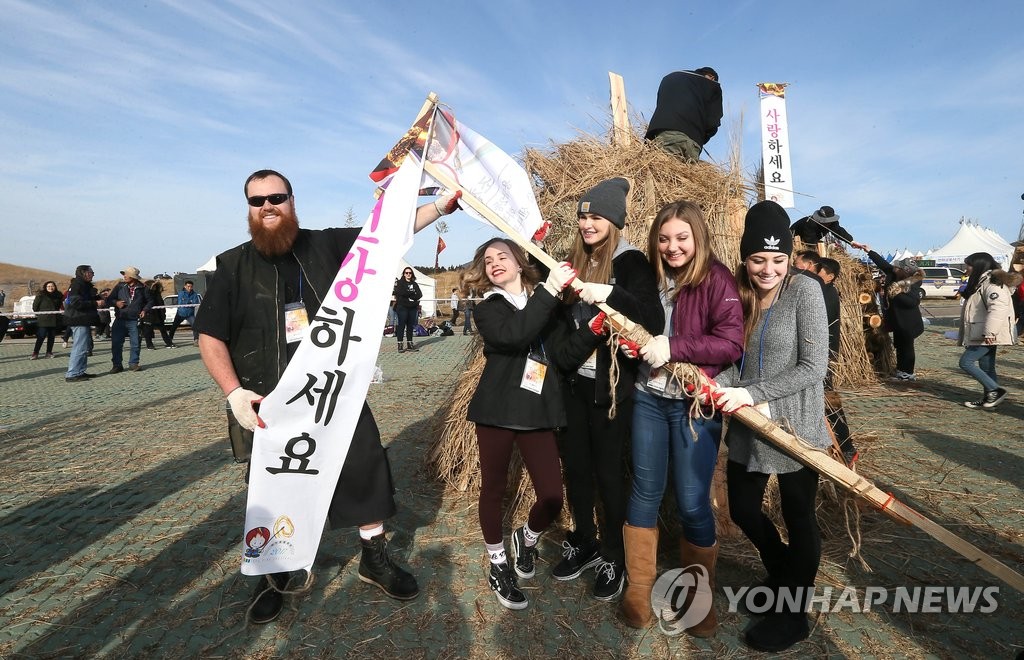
3;0;1023;278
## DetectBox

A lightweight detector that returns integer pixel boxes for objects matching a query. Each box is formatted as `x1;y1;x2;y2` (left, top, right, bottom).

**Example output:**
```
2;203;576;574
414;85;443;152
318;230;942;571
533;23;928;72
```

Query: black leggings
727;461;821;597
558;377;629;562
892;330;917;374
476;425;563;545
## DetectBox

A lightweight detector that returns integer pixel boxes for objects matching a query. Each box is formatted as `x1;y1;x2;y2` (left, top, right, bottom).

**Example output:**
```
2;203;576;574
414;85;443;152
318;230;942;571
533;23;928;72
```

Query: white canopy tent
928;221;1014;267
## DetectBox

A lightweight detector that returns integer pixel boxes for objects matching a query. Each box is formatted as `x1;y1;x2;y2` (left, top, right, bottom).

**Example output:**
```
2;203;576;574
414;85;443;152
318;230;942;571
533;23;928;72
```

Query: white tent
929;221;1014;267
197;255;217;272
396;260;437;316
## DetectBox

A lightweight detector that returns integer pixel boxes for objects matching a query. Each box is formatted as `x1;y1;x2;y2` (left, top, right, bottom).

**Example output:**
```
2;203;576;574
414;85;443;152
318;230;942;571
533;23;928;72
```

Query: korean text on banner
239;158;424;576
758;83;795;209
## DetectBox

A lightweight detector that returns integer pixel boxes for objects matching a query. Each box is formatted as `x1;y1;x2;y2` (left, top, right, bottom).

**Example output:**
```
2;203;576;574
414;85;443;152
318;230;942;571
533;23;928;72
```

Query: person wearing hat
860;247;925;380
790;205;868;252
105;266;152;373
543;177;664;601
711;200;831;652
645;67;723;163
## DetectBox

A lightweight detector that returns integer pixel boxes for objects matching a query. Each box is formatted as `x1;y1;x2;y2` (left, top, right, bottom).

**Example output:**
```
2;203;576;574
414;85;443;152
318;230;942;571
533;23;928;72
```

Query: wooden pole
728;404;1024;593
609;72;631;147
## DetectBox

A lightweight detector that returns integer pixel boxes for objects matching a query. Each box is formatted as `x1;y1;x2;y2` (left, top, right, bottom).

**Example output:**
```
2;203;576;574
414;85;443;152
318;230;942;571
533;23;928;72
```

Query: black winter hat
740;200;793;260
578;177;629;229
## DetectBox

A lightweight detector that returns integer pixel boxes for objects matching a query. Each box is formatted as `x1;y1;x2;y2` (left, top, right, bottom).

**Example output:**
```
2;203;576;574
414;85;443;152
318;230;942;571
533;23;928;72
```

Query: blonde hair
460;238;540;296
563;221;622;304
646;200;717;298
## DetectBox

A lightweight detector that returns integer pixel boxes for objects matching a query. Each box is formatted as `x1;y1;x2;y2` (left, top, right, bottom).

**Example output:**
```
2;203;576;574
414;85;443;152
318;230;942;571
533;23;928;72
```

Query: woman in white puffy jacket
958;251;1021;409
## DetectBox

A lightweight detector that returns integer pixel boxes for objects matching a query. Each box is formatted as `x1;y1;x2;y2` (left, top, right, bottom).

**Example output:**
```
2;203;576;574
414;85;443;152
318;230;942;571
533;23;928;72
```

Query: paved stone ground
0;318;1021;659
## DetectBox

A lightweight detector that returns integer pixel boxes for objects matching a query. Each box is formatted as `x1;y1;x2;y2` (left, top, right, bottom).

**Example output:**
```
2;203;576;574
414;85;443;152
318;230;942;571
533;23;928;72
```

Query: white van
919;267;965;299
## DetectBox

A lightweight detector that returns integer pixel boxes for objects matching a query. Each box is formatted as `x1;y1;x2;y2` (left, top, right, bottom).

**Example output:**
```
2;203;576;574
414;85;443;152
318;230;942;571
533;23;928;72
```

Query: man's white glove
577;282;613;305
715;387;754;413
543;261;577;296
639;335;671;368
227;387;265;431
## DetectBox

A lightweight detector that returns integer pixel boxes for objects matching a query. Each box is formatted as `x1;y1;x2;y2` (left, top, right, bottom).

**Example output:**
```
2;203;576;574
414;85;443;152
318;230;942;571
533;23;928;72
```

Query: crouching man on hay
195;168;458;624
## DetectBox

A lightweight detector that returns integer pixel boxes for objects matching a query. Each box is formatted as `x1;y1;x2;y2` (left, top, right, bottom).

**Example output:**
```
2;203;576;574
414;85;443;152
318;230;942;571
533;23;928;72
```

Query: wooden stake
609;72;631;147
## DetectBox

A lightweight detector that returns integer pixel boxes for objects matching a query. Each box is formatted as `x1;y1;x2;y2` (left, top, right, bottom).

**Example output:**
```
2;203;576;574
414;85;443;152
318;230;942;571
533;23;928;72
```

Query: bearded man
195;169;458;624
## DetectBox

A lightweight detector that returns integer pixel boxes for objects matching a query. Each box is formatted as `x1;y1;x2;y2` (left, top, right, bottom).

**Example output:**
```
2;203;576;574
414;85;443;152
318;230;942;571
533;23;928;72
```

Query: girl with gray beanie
713;200;830;652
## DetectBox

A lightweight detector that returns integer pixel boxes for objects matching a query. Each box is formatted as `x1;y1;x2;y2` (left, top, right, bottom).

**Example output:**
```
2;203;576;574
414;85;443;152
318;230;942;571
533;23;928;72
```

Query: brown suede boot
679;539;718;637
619;524;658;628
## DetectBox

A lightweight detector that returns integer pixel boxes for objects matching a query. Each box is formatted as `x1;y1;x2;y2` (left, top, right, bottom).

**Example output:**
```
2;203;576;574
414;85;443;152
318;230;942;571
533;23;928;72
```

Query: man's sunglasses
247;193;291;207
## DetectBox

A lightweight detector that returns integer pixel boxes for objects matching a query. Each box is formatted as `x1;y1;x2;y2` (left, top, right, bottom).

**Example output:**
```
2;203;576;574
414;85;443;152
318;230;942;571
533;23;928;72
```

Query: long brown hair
563;221;622;304
460;238;540;296
733;263;794;343
647;200;716;298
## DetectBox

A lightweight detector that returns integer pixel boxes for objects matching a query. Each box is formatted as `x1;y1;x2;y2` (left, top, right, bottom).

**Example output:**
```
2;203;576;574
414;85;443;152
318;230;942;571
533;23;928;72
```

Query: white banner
239;157;423;576
420;108;545;240
758;83;795;208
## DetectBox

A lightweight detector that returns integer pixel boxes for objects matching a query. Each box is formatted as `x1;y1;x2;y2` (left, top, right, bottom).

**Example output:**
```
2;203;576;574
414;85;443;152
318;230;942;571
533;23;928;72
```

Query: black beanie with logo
740;200;794;260
578;177;629;228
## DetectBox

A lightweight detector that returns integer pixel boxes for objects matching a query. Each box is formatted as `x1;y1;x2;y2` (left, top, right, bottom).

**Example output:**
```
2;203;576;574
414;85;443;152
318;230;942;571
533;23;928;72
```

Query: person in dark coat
31;281;64;359
392;266;423;352
645;67;722;162
462;237;576;611
863;249;924;380
815;258;857;465
543;178;664;603
63;265;103;381
790;206;867;250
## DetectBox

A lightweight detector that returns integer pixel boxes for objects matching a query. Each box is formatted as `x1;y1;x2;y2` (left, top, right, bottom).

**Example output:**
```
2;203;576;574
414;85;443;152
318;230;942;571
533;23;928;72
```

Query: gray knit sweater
716;273;830;474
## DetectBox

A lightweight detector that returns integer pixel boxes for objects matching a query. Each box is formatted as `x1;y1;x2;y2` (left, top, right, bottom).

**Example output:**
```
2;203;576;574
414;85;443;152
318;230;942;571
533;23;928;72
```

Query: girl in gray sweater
714;200;830;653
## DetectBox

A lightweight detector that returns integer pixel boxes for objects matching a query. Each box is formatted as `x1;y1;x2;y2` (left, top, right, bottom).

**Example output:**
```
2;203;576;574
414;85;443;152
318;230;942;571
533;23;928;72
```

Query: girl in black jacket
31;281;64;359
392;267;422;353
546;178;664;601
463;237;576;610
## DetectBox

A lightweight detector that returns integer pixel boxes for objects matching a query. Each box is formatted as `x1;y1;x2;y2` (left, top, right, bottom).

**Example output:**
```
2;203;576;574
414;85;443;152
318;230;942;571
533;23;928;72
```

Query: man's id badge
284;302;309;344
521;351;549;394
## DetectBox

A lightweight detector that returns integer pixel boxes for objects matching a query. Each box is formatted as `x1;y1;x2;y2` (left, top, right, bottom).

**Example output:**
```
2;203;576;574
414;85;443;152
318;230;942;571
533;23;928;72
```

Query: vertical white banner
239;157;423;576
758;83;795;209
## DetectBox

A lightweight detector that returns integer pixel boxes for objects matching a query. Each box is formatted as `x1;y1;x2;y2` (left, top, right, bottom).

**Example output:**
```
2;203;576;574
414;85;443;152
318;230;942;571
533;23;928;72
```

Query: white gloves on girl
543;261;577;296
715;387;753;413
639;335;671;368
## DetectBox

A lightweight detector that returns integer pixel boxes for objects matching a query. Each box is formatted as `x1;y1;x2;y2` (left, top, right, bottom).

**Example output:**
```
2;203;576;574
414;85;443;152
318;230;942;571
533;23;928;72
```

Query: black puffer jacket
868;250;923;338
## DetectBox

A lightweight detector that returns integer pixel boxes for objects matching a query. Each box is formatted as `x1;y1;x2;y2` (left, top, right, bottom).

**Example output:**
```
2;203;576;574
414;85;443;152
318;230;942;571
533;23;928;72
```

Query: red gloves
589;312;607;336
617;337;641;359
532;220;552;242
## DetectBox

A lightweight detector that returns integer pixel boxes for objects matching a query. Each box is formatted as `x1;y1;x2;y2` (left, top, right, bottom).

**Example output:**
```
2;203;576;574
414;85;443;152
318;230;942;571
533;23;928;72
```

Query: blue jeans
66;325;92;377
627;389;721;546
111;317;141;367
395;306;417;342
959;345;999;392
463;309;473;334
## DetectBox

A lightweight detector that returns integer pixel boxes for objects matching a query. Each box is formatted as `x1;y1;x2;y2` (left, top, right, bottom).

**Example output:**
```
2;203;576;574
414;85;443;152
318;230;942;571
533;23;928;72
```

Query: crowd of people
11;266;205;381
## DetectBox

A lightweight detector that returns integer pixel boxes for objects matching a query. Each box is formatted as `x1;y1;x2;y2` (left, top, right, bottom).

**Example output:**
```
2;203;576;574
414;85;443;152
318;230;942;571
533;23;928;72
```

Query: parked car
8;295;37;337
919;266;965;299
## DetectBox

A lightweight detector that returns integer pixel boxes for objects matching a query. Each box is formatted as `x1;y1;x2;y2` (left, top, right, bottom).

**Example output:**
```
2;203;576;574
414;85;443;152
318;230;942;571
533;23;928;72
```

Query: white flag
240;157;423;576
